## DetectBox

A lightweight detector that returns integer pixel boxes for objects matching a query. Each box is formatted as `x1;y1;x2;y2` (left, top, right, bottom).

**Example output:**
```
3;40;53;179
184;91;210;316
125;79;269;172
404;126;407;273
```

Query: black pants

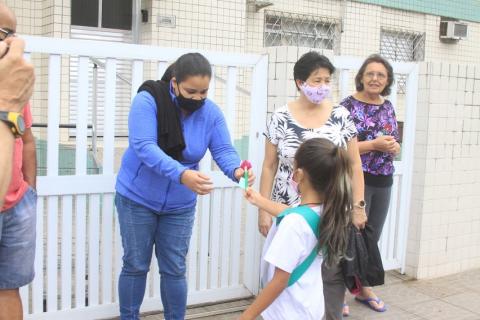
365;184;392;242
322;261;345;320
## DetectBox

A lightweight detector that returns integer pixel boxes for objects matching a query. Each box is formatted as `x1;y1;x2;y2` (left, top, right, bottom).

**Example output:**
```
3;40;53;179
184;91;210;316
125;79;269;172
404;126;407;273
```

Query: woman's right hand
180;169;214;195
372;135;396;153
258;209;273;237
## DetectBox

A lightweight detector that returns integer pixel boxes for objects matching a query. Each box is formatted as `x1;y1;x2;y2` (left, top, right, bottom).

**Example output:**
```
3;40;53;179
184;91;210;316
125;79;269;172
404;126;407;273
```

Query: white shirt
261;206;324;320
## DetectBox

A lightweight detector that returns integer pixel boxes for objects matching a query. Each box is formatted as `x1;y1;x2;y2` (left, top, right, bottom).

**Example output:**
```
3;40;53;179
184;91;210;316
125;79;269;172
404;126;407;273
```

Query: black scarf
137;80;185;161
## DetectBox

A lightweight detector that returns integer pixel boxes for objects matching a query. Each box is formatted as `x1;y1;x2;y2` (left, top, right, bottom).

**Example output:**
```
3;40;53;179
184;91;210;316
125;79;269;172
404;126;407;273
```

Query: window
380;29;425;93
71;0;132;30
264;11;339;51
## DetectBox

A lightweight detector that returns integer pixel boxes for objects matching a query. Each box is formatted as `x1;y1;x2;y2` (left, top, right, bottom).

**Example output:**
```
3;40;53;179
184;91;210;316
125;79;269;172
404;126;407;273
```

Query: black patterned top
265;104;357;206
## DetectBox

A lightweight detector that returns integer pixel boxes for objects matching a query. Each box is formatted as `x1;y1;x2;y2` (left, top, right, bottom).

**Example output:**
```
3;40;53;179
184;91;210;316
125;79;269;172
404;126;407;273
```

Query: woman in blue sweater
115;53;254;320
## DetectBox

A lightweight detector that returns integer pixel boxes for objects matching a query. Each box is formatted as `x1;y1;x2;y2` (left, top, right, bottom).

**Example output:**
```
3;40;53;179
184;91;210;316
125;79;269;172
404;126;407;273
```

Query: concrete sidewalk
139;268;480;320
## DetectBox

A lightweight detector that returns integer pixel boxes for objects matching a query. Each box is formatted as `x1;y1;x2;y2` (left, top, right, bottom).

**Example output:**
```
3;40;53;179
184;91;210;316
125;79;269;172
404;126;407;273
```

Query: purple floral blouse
340;96;399;176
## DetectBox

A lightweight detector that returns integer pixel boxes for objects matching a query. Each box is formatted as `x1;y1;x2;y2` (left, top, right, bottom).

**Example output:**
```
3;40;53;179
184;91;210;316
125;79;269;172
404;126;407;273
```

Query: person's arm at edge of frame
22;127;36;189
0;122;15;208
0;38;35;207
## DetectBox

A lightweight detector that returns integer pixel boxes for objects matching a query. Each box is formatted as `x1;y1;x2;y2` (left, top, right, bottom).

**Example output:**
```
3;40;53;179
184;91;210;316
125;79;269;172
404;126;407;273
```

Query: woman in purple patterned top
340;54;400;315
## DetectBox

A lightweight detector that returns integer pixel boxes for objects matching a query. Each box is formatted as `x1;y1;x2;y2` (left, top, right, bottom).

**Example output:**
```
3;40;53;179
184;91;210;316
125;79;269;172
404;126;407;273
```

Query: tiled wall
406;62;480;278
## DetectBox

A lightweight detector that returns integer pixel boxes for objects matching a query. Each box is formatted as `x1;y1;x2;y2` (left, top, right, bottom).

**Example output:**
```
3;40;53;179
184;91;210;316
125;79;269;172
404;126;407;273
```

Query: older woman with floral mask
258;51;367;320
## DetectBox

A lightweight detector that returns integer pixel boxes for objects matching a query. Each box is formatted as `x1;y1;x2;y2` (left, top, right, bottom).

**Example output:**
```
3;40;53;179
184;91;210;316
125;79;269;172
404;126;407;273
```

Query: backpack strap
276;205;321;286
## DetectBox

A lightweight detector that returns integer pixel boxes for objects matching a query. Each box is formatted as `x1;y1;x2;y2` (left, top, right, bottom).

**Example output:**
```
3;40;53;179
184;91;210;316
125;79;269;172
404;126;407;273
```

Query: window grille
264;10;340;51
380;29;425;93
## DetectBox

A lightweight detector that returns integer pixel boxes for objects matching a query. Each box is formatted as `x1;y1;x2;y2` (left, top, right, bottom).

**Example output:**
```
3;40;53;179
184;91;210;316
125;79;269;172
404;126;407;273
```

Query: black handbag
341;224;384;293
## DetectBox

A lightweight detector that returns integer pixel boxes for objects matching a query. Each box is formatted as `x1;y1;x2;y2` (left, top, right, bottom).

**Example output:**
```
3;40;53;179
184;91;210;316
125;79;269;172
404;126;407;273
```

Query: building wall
12;0;480;124
407;62;480;278
7;0;480;278
354;0;480;23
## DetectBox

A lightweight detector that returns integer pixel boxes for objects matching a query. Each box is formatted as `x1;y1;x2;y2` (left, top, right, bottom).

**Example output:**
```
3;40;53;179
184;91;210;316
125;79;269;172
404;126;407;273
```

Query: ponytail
318;146;352;267
294;138;353;267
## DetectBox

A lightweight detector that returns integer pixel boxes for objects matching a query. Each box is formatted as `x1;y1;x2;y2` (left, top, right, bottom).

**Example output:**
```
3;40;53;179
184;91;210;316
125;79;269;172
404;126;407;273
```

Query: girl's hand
244;187;263;205
234;167;255;186
180;170;213;195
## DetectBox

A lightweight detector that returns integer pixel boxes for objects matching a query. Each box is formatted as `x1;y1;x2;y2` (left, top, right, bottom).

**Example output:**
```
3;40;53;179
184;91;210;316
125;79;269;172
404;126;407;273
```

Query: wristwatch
0;111;25;137
354;200;366;210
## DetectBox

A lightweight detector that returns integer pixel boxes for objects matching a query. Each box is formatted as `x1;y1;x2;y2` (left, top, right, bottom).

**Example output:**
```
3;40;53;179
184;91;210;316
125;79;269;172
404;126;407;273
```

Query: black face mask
176;92;206;113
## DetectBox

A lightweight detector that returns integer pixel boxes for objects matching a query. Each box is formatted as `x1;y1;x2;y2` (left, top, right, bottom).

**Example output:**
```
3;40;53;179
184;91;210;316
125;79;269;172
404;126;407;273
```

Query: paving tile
454;271;480;294
372;282;434;308
405;279;470;299
440;291;480;315
137;269;480;320
400;299;479;320
346;304;424;320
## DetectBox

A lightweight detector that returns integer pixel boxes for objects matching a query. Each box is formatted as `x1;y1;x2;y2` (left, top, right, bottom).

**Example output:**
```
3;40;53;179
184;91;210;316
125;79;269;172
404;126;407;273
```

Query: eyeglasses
364;71;387;80
0;27;15;41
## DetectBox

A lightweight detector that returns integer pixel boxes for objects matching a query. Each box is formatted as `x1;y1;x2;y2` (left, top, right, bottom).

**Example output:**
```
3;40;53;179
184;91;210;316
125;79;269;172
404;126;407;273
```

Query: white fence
23;36;267;319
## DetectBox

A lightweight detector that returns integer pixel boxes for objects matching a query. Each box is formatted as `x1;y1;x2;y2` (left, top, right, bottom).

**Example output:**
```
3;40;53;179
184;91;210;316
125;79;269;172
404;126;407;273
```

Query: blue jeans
0;187;37;289
115;193;195;320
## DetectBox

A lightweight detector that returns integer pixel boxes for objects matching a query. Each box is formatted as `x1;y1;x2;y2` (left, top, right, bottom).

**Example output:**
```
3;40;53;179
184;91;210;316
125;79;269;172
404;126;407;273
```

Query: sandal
355;296;387;312
342;303;350;317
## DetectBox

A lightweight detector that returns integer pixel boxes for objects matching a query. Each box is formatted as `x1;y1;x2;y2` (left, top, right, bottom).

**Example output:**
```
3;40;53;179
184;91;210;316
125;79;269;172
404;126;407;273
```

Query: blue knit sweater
116;90;240;211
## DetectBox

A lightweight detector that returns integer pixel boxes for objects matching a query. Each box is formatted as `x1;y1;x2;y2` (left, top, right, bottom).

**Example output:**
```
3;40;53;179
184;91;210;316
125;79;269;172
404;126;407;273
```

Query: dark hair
294;138;352;267
161;52;212;83
293;51;335;90
160;63;175;82
355;54;394;96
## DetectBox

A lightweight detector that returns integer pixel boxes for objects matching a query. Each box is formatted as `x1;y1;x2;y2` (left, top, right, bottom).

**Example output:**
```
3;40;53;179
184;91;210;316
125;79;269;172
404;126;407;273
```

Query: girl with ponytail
240;138;352;320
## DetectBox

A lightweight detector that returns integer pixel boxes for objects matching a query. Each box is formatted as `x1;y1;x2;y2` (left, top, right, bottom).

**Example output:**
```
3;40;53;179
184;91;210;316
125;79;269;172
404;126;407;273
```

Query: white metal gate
23;36;267;319
335;56;418;272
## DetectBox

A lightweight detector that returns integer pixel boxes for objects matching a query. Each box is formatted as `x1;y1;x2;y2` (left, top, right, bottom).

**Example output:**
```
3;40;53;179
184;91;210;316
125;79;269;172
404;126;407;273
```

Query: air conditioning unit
440;21;467;40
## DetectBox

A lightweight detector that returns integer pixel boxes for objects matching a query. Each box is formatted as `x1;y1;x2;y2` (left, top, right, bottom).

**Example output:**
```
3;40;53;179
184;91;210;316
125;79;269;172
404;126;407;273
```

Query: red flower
240;160;252;170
